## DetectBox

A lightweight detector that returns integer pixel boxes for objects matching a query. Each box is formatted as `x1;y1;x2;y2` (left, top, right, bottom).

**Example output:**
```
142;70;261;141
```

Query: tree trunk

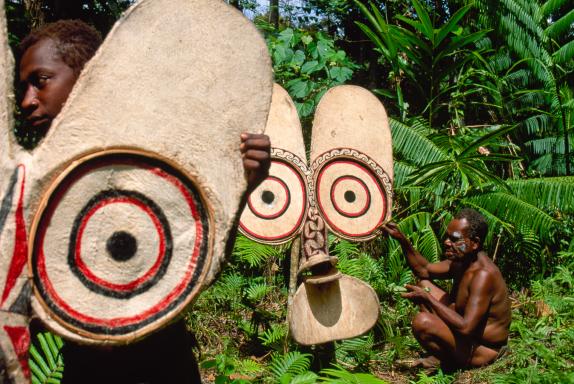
269;0;279;28
24;0;45;28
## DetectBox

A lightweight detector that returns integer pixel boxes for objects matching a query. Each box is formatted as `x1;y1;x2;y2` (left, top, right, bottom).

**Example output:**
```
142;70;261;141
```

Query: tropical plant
260;22;360;129
474;0;574;176
355;0;489;123
29;332;64;384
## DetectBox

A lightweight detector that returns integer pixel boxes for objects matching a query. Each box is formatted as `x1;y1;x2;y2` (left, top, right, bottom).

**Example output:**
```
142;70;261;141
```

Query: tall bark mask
240;84;393;345
0;0;272;381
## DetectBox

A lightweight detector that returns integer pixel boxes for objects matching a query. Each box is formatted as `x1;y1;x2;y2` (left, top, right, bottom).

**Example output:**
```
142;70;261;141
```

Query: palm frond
541;0;571;17
506;177;574;213
544;9;574;39
463;191;556;241
389;118;449;166
553;40;574;65
416;228;441;263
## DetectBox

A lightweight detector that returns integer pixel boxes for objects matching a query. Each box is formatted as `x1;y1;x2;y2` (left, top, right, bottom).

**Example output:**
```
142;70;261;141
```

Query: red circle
247;176;289;219
316;160;386;238
74;197;166;292
240;162;306;242
330;176;371;218
35;159;205;328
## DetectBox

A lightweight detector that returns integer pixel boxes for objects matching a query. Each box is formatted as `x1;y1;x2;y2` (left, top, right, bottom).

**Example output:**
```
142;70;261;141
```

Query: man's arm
404;270;494;336
383;222;451;279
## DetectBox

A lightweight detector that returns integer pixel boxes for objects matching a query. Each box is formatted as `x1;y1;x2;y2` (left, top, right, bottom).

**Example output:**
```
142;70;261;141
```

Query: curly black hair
19;20;102;75
455;208;488;246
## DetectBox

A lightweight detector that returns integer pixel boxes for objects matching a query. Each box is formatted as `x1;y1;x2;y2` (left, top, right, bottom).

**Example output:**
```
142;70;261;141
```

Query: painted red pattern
35;161;204;328
330;176;370;218
317;160;386;238
240;163;306;241
4;325;31;379
1;165;28;306
247;176;289;219
74;196;166;291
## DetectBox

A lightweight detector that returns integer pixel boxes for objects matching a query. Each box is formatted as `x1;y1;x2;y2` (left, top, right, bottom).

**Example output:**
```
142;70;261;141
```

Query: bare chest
452;273;475;313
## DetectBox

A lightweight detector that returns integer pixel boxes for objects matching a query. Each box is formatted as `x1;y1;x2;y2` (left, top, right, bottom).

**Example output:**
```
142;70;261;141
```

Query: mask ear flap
239;84;309;244
27;0;272;345
310;85;393;241
0;2;32;383
0;0;15;160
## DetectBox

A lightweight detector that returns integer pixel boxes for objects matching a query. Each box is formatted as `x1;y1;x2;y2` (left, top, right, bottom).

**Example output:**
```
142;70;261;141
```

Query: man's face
443;218;477;261
19;38;78;136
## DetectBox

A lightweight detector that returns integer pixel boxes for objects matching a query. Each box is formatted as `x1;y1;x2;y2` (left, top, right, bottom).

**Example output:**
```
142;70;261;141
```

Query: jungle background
5;0;574;383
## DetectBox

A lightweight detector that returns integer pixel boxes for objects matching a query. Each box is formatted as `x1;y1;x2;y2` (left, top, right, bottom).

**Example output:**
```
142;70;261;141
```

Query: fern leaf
233;234;284;268
289;372;319;384
319;365;388;383
269;351;313;380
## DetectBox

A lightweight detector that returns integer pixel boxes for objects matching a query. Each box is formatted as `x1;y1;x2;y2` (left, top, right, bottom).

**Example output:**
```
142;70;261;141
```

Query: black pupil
106;231;138;262
262;190;275;204
344;190;356;203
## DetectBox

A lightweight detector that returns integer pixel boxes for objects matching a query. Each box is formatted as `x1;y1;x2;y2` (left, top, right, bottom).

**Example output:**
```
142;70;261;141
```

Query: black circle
68;189;173;299
261;190;275;204
106;231;138;262
344;190;356;203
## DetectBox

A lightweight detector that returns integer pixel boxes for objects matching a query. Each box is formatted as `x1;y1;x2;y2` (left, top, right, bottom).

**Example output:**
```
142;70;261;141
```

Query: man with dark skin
383;209;511;370
19;20;271;383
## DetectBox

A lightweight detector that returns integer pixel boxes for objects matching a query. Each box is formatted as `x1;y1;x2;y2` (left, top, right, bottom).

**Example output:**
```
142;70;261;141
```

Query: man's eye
31;74;50;88
37;75;50;86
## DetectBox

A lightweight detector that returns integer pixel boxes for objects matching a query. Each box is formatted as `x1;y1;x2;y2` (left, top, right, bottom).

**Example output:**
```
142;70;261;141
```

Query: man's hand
382;222;408;243
240;133;271;193
400;284;431;304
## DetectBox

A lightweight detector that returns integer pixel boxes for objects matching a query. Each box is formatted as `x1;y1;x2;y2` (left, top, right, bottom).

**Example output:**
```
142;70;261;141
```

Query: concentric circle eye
314;152;391;240
30;151;211;340
239;153;308;244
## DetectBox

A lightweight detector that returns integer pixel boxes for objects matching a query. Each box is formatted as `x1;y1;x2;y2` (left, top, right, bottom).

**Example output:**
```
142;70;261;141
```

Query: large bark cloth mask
240;84;392;345
0;0;272;379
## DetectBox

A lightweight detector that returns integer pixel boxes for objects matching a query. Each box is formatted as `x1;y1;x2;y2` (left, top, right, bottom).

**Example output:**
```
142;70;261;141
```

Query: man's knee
417;279;433;288
412;312;436;336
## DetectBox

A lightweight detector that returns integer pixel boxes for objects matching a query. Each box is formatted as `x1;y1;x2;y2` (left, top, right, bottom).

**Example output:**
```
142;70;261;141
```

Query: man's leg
411;312;500;368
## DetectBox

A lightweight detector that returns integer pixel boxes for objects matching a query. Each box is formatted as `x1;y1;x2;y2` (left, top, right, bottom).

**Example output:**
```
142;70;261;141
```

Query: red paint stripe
240;166;306;241
247;176;289;219
36;164;203;328
2;165;28;305
4;325;31;379
74;197;165;291
317;161;386;238
330;176;370;217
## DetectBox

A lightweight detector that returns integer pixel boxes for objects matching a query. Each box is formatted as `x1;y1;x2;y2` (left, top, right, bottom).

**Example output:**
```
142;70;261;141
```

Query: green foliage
29;332;64;384
261;24;359;122
268;351;313;382
318;366;388;383
234;235;286;268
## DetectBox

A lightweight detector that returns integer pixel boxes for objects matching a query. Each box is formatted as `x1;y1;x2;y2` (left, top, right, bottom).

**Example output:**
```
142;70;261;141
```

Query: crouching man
383;209;511;370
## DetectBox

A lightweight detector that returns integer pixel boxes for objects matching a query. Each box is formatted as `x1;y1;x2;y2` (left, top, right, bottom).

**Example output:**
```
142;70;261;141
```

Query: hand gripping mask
0;0;272;380
240;84;393;345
